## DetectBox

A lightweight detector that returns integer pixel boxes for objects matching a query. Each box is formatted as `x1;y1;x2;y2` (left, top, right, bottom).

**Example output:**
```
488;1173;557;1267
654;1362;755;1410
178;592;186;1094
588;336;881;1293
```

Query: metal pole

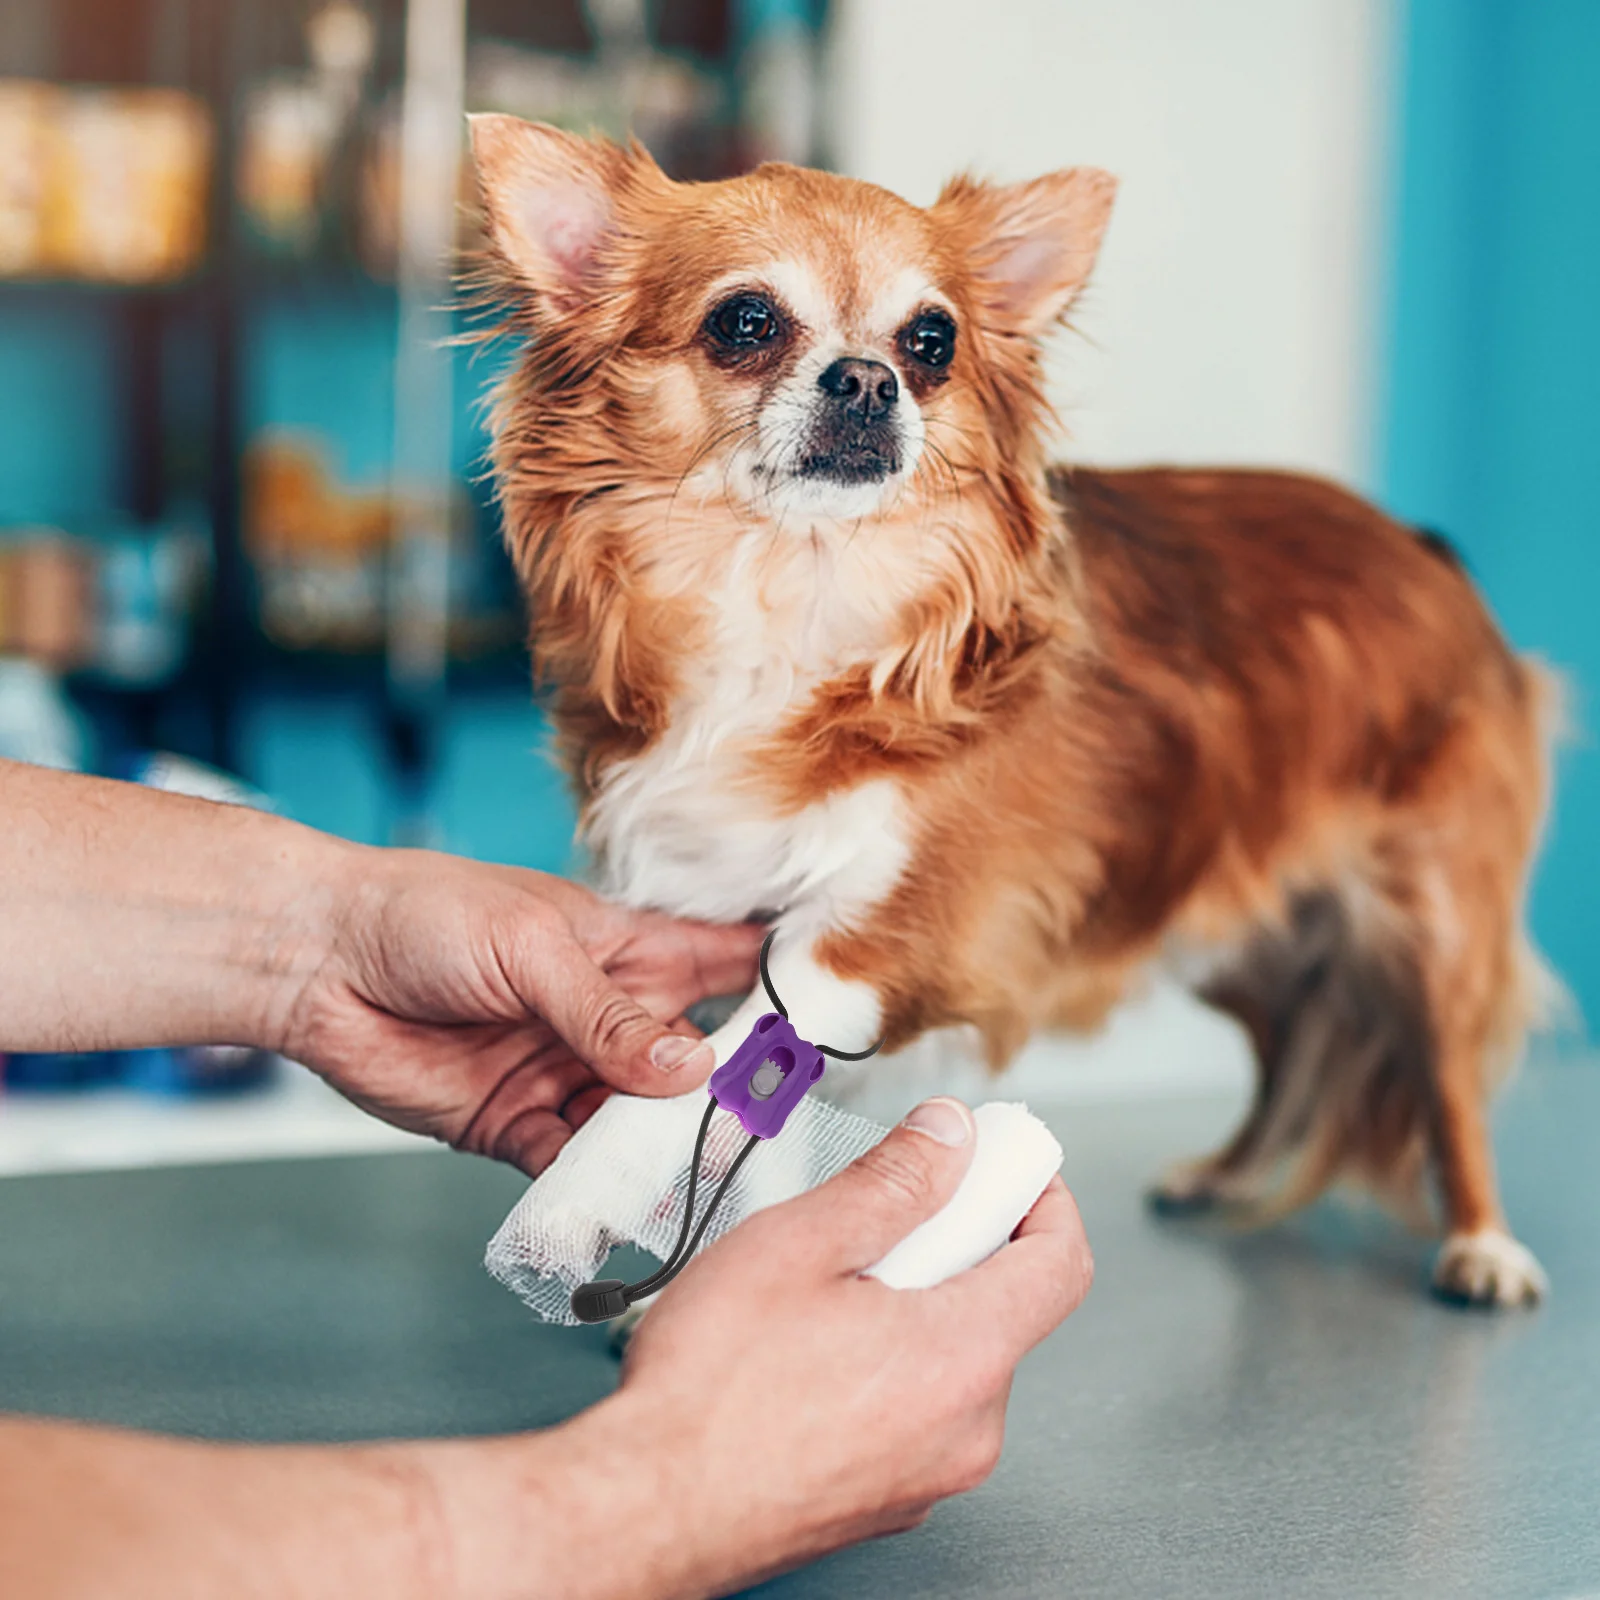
385;0;466;844
201;0;245;776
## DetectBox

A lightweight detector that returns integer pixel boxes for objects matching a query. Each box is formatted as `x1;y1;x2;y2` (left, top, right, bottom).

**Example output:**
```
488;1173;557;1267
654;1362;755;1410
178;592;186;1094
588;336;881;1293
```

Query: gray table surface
3;1067;1598;1599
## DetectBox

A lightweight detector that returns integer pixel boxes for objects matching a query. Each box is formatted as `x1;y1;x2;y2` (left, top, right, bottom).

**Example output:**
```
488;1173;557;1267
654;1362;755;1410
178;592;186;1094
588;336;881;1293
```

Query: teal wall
246;689;577;873
1382;0;1600;1024
0;296;119;524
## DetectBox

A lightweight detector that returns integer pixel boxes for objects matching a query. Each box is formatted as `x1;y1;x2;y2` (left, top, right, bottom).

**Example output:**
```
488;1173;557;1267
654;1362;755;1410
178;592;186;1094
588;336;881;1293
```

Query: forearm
0;1418;447;1600
0;1406;698;1600
0;760;347;1054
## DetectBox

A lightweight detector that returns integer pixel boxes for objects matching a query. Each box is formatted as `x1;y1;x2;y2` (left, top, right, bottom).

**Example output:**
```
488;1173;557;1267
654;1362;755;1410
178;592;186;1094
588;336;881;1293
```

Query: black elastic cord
623;1129;761;1306
620;1096;718;1301
758;931;788;1020
757;929;884;1061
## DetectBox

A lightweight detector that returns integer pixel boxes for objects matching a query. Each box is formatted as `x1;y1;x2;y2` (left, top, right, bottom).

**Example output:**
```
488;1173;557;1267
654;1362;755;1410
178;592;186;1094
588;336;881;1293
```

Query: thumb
790;1098;976;1274
528;927;715;1095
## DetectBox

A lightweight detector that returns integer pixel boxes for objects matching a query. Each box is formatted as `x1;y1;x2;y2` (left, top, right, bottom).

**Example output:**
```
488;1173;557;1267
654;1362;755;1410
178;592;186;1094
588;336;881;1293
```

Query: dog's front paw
514;1093;707;1279
1432;1229;1548;1308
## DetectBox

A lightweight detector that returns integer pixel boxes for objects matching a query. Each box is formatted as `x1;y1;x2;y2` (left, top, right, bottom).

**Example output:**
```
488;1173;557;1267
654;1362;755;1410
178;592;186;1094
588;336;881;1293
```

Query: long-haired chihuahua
470;115;1557;1307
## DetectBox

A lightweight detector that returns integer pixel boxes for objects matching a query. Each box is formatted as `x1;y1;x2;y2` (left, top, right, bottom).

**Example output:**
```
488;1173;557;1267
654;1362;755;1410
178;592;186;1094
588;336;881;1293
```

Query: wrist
259;828;378;1058
0;763;360;1055
414;1393;710;1600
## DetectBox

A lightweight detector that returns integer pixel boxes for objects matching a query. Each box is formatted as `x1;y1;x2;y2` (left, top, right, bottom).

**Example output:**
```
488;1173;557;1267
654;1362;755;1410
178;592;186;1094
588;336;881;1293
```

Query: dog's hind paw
1432;1229;1548;1309
1146;1160;1257;1217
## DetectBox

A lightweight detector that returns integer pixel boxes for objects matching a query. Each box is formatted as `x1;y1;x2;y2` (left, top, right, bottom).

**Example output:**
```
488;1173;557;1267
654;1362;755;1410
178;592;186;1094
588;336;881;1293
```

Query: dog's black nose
817;357;898;420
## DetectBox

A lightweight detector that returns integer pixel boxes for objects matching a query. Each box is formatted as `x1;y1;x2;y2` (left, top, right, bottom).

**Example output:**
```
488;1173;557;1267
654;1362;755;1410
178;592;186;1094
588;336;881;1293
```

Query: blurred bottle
43;87;211;282
117;1044;277;1098
113;748;273;811
738;0;820;166
237;1;376;261
245;434;393;649
0;521;205;688
92;522;207;687
3;1049;119;1092
0;655;90;770
0;79;210;283
0;531;95;670
0;80;51;276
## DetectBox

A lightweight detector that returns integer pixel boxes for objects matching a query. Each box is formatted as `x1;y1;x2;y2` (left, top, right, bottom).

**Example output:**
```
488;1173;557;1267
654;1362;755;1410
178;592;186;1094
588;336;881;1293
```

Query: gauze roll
864;1102;1064;1288
485;1090;1062;1325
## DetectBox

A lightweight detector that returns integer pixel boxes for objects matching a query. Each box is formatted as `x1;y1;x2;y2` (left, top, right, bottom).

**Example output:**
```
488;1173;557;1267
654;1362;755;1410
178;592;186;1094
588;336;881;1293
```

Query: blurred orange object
244;436;394;650
237;77;342;255
243;435;494;654
39;86;211;282
245;437;393;564
0;81;53;276
0;534;95;670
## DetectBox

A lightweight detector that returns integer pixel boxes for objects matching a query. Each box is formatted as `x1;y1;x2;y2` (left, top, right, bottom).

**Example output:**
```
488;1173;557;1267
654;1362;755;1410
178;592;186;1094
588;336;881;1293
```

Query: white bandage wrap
864;1102;1064;1288
485;1093;1063;1325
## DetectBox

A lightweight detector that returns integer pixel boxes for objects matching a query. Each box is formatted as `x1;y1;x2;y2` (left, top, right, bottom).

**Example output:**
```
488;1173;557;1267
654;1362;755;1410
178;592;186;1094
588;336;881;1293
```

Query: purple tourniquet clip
708;1013;828;1139
569;934;882;1321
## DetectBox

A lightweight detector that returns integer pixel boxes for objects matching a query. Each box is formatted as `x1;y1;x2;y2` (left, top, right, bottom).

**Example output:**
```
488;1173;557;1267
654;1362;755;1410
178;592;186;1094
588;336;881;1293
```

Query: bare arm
0;758;337;1054
0;1405;682;1600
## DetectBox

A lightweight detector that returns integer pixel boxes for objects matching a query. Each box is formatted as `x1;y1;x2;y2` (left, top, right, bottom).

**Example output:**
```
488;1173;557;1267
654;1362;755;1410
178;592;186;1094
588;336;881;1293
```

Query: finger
937;1178;1093;1359
1012;1175;1075;1239
476;1107;576;1177
475;1069;616;1175
517;925;716;1096
605;917;766;1019
562;1081;611;1130
775;1098;976;1274
453;1039;590;1140
660;917;766;1006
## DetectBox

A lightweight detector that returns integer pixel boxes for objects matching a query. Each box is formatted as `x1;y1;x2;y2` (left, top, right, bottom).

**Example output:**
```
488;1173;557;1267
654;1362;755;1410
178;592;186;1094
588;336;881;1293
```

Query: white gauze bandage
485;1092;1064;1325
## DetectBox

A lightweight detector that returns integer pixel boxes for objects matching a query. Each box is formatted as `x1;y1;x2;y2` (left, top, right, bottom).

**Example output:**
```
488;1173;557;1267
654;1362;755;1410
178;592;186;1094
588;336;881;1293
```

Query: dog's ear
469;115;656;313
934;168;1117;334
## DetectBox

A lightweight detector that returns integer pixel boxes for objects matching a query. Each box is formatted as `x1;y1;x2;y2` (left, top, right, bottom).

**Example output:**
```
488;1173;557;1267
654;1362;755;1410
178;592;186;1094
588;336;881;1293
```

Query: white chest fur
583;535;911;925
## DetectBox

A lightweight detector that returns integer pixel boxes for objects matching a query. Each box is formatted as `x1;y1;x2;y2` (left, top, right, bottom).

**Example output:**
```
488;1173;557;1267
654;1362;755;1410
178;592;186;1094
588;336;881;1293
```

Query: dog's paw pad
1146;1162;1228;1217
1432;1229;1548;1308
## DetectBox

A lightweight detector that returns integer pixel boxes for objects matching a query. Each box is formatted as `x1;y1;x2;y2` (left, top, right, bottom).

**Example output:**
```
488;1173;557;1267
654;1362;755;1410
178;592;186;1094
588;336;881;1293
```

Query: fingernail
902;1097;973;1147
652;1035;713;1074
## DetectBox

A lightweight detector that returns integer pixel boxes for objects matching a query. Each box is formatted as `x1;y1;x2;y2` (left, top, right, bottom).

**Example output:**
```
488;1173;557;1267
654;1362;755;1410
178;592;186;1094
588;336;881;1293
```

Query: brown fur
815;468;1553;1232
470;119;1555;1297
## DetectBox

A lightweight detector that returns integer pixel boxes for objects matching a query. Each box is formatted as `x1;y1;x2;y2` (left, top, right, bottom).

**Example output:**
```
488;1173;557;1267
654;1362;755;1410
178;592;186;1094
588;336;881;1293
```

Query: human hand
0;1104;1088;1600
280;847;762;1175
581;1098;1093;1597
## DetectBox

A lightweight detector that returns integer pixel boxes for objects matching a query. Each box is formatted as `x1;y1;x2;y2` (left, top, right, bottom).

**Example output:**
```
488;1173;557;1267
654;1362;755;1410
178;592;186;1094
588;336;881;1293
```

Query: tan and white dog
470;115;1556;1307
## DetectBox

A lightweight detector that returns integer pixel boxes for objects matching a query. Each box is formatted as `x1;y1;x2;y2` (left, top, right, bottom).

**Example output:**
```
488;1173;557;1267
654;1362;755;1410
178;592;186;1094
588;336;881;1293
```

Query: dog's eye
901;309;956;370
708;294;781;347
